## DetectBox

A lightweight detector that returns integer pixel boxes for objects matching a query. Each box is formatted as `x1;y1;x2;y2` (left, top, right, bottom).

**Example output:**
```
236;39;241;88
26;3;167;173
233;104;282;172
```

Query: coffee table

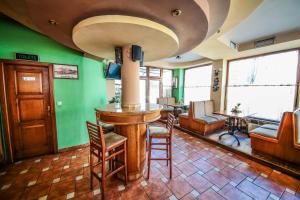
213;110;255;146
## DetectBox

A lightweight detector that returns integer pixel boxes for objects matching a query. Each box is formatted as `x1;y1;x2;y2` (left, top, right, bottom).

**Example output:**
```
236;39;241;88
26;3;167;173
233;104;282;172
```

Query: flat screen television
105;62;121;80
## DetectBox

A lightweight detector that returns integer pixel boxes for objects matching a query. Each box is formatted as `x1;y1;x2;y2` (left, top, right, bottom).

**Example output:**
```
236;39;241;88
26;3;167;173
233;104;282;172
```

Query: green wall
172;68;184;103
0;18;107;150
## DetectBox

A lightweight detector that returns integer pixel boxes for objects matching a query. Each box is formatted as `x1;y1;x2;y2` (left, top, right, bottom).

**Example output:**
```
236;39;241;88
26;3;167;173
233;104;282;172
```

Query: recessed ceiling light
48;19;58;25
171;9;182;16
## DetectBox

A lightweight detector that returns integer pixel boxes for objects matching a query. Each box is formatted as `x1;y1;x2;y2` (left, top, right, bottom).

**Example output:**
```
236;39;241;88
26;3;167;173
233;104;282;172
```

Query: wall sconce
213;69;220;92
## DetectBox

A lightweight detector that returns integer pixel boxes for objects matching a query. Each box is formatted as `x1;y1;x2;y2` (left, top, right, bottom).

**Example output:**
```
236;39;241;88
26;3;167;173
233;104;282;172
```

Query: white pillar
121;45;140;108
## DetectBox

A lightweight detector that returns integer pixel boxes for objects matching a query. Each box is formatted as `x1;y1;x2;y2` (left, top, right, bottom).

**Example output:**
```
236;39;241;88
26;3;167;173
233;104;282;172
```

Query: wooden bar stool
96;112;115;133
147;113;175;179
86;121;128;199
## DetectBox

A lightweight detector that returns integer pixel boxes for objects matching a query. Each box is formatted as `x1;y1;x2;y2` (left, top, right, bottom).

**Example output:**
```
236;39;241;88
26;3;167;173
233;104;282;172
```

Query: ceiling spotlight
176;55;181;60
171;9;182;16
48;19;58;25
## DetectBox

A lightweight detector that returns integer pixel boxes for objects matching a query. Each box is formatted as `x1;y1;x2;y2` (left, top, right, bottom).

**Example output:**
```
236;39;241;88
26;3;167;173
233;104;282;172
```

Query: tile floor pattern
1;125;300;200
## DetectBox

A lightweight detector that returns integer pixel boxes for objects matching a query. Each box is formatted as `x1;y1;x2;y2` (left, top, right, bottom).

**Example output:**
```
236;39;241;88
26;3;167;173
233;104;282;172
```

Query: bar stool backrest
166;113;176;136
86;121;106;151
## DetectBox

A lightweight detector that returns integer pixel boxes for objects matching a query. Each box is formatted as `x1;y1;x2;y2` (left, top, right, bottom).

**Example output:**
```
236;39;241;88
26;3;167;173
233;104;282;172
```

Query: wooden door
4;62;54;159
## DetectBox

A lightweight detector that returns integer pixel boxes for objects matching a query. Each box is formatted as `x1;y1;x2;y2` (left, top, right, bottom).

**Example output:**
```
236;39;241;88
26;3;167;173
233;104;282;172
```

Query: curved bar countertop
95;103;162;125
95;103;162;180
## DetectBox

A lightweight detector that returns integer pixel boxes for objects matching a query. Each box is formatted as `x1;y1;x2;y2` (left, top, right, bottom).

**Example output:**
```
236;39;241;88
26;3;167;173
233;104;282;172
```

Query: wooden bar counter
95;103;162;180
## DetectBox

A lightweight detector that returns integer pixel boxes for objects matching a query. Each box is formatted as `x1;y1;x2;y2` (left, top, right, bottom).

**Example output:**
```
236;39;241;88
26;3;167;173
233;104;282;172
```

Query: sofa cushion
179;113;188;118
167;98;176;105
251;127;278;138
161;107;174;112
157;97;168;105
193;101;205;119
294;109;300;144
207;114;227;121
195;116;219;124
204;101;214;115
260;124;279;131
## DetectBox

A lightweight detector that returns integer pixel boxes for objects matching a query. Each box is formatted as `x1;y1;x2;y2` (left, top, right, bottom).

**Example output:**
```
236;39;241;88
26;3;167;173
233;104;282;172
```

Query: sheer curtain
226;50;298;121
163;69;172;97
184;65;212;105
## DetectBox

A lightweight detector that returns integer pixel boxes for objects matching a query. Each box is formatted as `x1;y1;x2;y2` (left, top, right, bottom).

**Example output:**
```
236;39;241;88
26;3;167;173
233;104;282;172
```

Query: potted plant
108;95;121;104
231;103;242;114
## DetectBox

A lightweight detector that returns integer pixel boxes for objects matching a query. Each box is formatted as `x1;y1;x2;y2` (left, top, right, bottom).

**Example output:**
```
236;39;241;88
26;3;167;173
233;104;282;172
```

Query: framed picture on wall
53;64;78;79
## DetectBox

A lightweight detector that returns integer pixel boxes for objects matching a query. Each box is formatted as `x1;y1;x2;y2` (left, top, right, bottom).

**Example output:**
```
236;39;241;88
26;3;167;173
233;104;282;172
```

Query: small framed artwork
53;64;78;79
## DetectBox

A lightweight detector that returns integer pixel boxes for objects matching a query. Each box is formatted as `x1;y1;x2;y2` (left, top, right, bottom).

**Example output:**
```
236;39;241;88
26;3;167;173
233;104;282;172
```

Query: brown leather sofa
249;109;300;165
179;100;226;135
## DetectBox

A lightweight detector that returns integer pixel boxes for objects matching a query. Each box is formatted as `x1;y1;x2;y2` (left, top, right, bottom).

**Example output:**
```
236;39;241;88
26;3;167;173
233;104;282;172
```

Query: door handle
47;106;51;116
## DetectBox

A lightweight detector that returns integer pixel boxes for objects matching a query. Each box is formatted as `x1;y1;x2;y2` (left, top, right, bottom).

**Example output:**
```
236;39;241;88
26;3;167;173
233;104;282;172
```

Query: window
184;65;212;105
149;80;160;103
226;50;298;121
162;69;172;97
139;66;147;77
140;79;146;104
115;80;122;98
139;67;172;104
116;67;173;104
149;68;161;77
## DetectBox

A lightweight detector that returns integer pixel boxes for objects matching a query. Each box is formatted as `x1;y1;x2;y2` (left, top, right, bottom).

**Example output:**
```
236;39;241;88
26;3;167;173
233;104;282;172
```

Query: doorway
0;60;57;161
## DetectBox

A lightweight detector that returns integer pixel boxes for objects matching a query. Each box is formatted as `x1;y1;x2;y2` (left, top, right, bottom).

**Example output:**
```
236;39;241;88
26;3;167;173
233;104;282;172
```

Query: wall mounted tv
105;62;121;80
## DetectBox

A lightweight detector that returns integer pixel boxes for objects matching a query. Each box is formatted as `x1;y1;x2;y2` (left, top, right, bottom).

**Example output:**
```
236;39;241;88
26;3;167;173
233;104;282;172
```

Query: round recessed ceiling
72;15;179;61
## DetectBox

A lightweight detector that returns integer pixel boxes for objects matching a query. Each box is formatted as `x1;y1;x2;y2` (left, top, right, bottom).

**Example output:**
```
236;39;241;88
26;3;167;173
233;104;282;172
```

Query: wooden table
213;110;255;146
95;103;162;181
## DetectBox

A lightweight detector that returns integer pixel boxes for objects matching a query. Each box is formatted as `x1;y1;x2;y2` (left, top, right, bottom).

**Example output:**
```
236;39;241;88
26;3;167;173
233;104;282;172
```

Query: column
121;45;140;108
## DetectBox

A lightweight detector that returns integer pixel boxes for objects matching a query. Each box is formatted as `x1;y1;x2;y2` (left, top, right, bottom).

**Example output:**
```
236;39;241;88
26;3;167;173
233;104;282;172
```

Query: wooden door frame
0;59;58;163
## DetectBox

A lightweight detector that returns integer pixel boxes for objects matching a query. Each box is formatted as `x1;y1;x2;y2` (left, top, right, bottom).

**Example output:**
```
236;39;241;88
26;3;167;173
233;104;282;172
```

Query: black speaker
115;47;122;64
132;45;142;61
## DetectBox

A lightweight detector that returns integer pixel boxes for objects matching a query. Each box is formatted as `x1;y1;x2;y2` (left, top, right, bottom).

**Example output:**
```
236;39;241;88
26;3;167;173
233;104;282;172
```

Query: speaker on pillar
115;47;123;64
140;51;144;67
132;45;142;61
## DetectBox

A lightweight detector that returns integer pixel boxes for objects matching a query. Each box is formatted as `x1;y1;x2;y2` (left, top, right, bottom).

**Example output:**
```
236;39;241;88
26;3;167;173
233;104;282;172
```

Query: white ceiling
224;0;300;44
162;52;203;63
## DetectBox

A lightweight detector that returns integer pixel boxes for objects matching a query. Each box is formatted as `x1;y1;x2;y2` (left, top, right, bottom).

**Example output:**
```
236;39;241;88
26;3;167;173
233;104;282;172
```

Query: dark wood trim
227;47;300;62
0;59;58;163
224;59;230;111
295;50;300;109
58;143;89;153
0;62;13;163
184;63;212;70
49;64;58;153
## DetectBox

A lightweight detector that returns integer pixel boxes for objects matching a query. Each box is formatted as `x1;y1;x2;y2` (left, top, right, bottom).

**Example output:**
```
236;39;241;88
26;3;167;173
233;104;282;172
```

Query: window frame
140;66;172;104
225;48;300;122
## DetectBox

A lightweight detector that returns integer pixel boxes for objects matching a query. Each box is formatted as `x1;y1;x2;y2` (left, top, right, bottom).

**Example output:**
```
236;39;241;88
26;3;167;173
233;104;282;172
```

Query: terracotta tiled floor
1;125;300;200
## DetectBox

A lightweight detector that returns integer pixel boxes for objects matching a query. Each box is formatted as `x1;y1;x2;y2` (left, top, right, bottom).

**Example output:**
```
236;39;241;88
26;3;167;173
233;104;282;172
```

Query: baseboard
58;143;89;153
